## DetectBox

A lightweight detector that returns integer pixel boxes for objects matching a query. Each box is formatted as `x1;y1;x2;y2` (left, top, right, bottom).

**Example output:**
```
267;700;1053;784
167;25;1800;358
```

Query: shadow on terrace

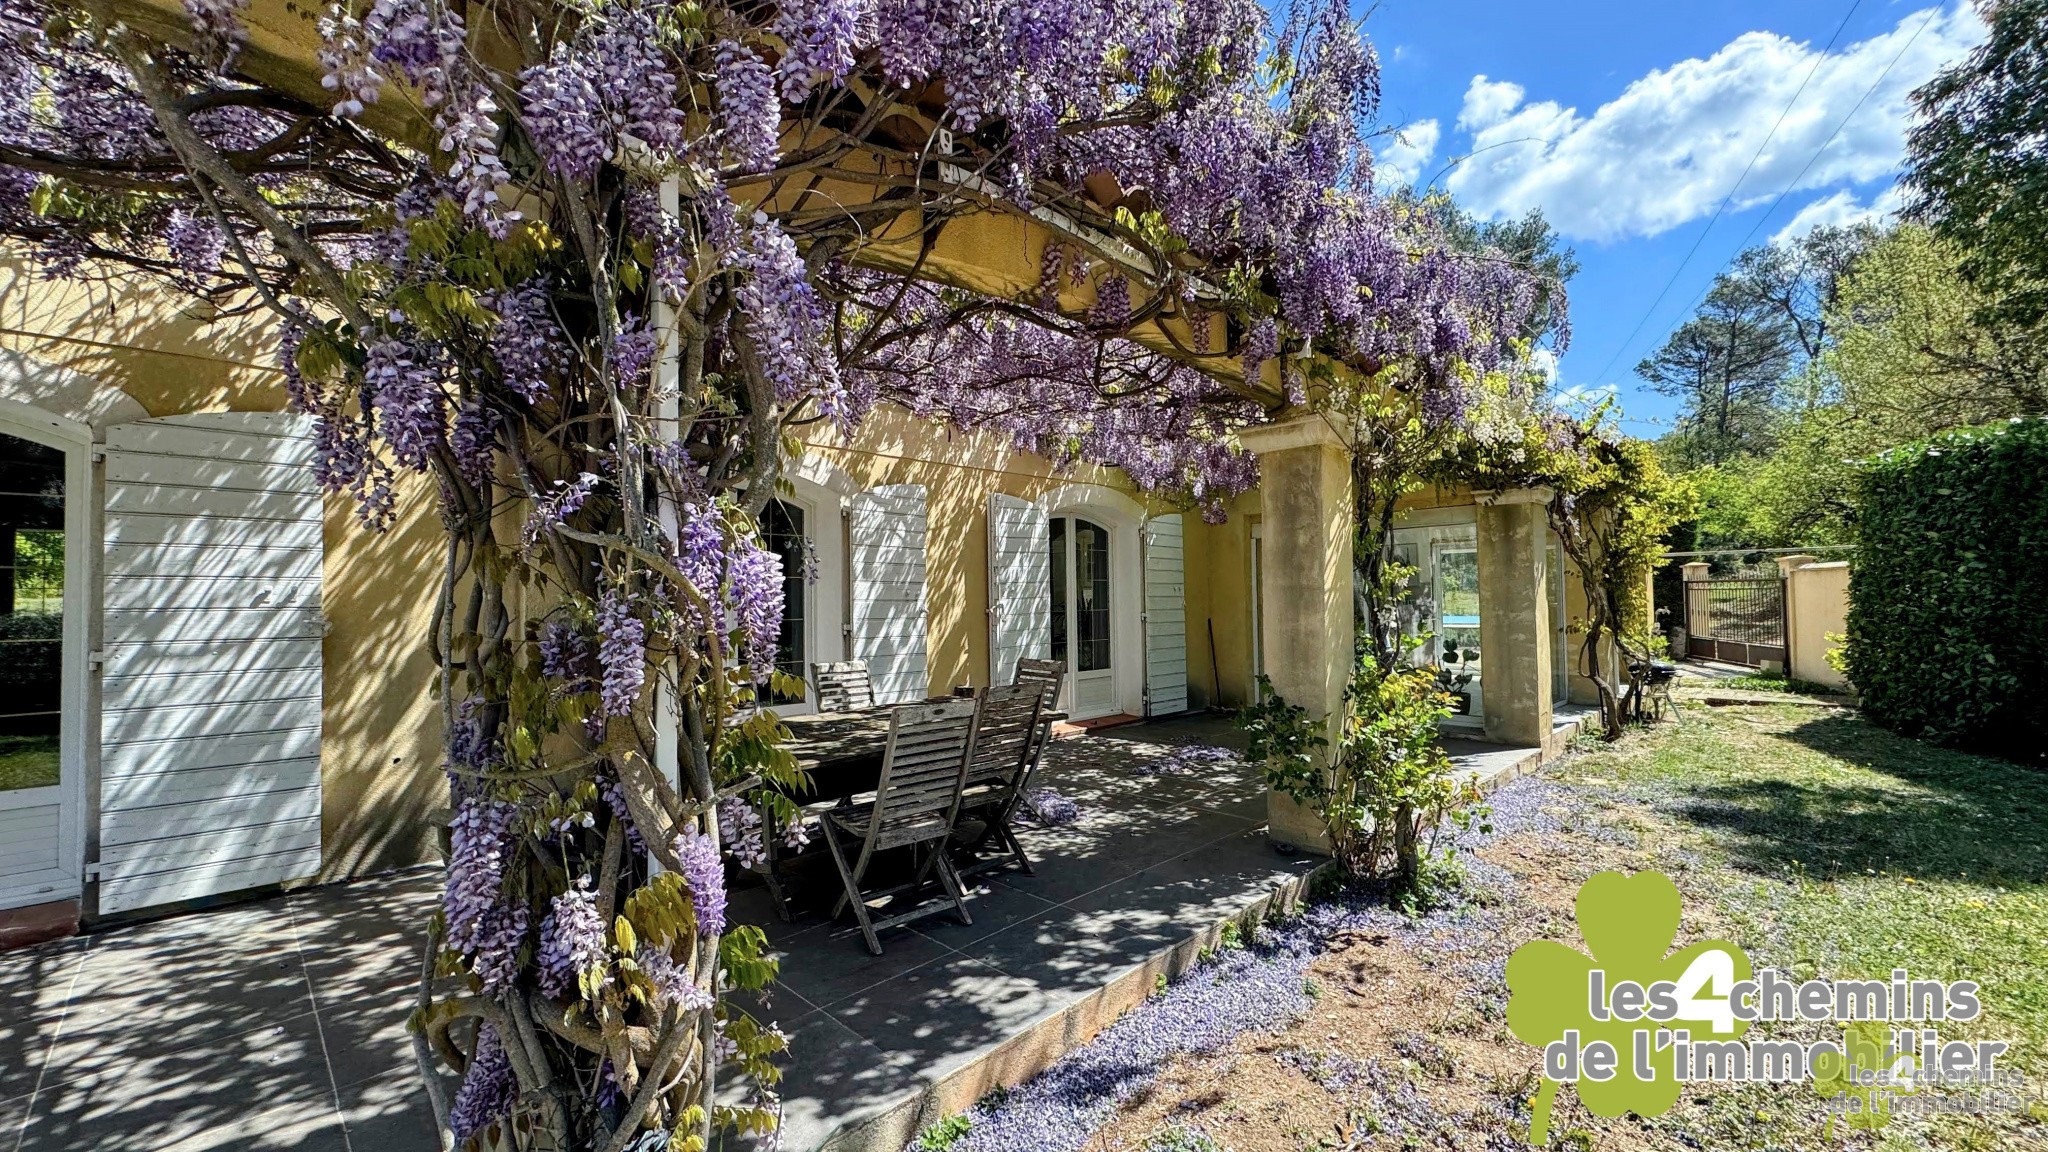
0;715;1545;1152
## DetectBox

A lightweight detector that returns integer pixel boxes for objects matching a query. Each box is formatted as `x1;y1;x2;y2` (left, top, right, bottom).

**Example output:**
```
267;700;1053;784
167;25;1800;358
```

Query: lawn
926;705;2048;1152
0;734;60;791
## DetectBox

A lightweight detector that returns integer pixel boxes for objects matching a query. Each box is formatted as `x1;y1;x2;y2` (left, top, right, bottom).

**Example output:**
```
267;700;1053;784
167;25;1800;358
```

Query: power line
1588;0;1866;386
1656;2;1947;326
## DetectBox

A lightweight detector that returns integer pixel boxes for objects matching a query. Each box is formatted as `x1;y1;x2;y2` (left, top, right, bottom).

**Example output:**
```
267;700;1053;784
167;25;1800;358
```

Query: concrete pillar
1771;555;1817;677
1237;416;1354;854
1475;488;1554;748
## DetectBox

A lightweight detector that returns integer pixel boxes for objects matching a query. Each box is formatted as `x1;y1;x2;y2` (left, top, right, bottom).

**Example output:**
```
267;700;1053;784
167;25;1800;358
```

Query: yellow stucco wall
1786;561;1850;689
800;407;1246;708
2;256;446;882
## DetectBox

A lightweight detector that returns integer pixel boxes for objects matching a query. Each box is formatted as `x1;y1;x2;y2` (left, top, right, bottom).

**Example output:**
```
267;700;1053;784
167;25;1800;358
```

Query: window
1047;515;1113;674
762;499;808;705
0;431;64;794
1074;519;1111;672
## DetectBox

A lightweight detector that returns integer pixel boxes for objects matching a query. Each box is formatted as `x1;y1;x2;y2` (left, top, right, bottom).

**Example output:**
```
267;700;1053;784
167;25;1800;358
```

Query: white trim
0;406;92;910
768;475;847;716
1038;483;1146;720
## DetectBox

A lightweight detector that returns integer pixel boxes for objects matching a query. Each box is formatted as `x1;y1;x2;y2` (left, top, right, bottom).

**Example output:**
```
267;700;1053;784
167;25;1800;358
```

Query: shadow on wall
0;257;281;415
317;470;447;881
1666;714;2048;885
1;256;451;885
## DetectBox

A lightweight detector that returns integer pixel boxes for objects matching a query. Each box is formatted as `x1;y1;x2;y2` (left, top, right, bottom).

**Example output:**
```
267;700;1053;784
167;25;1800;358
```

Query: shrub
1240;652;1482;899
1847;418;2048;760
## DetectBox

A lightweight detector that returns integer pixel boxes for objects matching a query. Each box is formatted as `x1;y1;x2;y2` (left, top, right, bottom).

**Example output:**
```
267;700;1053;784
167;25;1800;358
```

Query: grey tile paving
1;714;1520;1152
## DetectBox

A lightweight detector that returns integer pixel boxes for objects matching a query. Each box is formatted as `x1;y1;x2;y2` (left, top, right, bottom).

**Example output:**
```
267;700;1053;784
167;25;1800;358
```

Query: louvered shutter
1142;514;1188;716
98;412;324;914
848;484;929;705
986;493;1049;689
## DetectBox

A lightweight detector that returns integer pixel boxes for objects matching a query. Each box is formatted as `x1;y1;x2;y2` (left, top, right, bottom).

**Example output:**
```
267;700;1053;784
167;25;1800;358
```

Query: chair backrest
1012;658;1066;711
863;699;980;847
813;660;875;713
963;683;1044;792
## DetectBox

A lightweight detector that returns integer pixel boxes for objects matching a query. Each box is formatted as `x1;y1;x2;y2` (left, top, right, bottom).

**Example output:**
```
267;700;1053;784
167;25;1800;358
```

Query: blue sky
1355;1;1986;435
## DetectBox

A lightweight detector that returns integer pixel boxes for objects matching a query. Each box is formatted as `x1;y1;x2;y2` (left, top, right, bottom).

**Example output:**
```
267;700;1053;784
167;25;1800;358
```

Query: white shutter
986;493;1049;688
1142;514;1188;717
848;484;929;705
97;412;324;915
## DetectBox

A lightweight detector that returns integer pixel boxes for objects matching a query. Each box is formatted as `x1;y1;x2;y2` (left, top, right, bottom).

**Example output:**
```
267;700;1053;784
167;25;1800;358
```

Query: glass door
1048;516;1116;718
0;425;80;909
1433;545;1483;724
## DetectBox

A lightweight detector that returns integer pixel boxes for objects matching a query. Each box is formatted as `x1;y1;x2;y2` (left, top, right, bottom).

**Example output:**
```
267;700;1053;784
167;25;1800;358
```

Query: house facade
0;257;1600;945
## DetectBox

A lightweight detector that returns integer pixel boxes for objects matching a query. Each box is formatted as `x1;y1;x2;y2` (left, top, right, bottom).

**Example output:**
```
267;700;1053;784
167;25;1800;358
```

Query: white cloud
1442;4;1984;242
1374;119;1440;187
1459;77;1525;132
1770;184;1906;244
1554;380;1618;410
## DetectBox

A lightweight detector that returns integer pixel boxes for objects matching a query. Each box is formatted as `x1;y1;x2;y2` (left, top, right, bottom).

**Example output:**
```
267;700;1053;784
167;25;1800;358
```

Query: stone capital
1473;486;1555;507
1235;412;1352;456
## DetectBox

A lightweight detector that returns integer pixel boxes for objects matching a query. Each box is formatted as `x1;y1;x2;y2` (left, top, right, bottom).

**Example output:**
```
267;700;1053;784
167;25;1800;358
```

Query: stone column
1475;488;1554;747
1237;415;1354;853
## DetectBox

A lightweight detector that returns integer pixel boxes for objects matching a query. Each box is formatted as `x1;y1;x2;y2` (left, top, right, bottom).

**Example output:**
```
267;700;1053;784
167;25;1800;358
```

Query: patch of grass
915;1114;972;1151
1713;671;1845;697
1562;706;2048;1073
0;735;60;791
1141;1123;1223;1152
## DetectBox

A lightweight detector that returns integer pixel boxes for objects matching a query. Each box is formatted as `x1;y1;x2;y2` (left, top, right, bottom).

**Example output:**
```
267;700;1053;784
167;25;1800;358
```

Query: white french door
1049;515;1117;719
0;414;87;911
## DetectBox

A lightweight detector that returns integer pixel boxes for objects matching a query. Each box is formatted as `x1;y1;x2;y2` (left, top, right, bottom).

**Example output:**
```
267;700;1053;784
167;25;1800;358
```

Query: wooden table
759;701;1064;919
779;702;1068;803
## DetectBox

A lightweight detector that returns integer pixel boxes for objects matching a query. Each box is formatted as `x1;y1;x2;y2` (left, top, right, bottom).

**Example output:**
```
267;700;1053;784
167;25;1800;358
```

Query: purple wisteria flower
443;795;529;994
539;619;596;686
672;829;726;938
449;401;496;487
772;0;864;100
522;472;599;549
718;796;766;868
449;1021;516;1145
537;875;610;1000
486;280;567;402
181;0;249;67
363;336;447;470
713;41;779;173
612;315;657;387
596;587;646;718
636;945;715;1012
1019;788;1081;826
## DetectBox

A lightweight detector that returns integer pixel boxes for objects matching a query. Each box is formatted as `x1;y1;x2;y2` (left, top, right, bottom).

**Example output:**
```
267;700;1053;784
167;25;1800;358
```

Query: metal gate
1683;577;1786;667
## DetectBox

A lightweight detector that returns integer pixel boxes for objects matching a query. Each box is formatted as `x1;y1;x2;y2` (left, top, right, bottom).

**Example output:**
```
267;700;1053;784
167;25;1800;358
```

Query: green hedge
1847;418;2048;760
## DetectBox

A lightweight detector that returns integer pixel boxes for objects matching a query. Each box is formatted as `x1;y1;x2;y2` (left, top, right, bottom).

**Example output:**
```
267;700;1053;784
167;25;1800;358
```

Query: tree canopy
1907;0;2048;334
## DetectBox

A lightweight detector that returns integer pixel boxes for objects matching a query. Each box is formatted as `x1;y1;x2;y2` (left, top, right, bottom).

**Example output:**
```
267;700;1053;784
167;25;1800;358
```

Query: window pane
1076;519;1111;672
0;431;65;791
762;500;807;705
1048;517;1068;665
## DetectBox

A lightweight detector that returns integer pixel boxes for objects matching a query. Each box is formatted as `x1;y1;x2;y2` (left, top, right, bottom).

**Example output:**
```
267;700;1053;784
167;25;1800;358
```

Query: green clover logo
1814;1020;1915;1137
1506;871;1752;1144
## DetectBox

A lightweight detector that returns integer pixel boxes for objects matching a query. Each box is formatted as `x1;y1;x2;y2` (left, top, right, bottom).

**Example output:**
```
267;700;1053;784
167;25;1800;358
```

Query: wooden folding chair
819;699;980;954
1013;657;1065;711
812;659;875;713
953;684;1047;878
1012;656;1065;776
